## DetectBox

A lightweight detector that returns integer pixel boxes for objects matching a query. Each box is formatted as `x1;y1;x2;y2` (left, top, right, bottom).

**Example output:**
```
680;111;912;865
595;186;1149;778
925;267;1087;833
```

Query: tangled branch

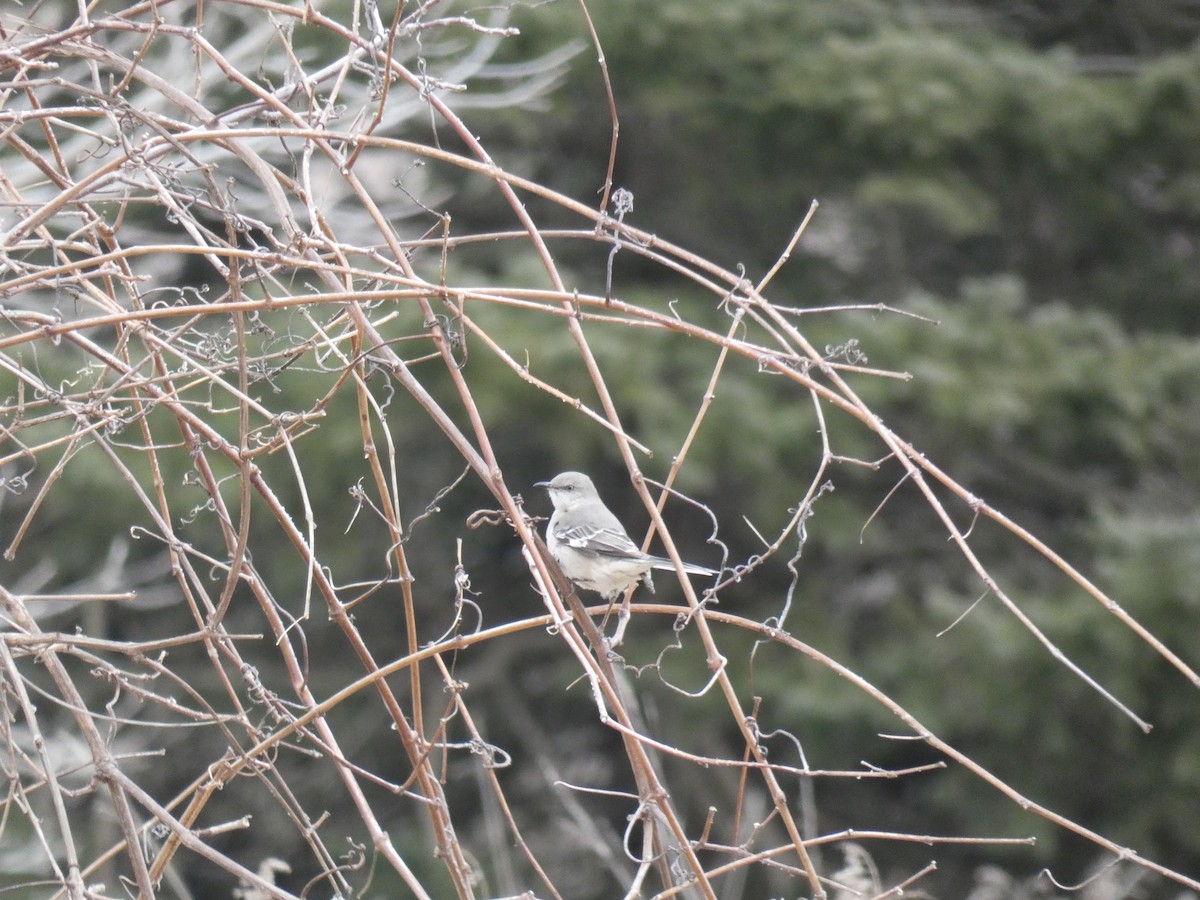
1;2;1195;898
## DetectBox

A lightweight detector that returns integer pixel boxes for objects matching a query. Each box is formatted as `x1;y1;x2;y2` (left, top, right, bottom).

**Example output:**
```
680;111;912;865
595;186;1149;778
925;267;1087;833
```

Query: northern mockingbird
536;471;716;601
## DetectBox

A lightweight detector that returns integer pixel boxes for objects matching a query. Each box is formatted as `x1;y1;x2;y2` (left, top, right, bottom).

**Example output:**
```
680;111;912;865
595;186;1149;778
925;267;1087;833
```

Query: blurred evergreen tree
496;0;1200;330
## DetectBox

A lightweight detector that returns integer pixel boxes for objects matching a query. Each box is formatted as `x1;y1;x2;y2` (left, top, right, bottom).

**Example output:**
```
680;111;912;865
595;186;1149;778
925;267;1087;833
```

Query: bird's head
535;471;597;512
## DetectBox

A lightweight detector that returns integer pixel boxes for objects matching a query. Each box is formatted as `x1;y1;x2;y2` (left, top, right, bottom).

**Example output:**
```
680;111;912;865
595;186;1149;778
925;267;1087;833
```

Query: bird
536;471;716;601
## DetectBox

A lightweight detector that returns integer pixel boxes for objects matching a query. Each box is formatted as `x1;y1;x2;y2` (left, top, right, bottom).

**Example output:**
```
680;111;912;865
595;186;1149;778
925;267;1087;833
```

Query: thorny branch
0;2;1196;899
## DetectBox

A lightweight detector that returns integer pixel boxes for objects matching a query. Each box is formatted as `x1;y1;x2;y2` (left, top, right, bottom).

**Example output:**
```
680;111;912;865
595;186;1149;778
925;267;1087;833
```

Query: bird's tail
649;557;717;577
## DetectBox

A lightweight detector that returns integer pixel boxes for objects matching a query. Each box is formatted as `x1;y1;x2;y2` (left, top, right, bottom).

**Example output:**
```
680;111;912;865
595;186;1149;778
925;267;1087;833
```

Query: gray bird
536;471;716;601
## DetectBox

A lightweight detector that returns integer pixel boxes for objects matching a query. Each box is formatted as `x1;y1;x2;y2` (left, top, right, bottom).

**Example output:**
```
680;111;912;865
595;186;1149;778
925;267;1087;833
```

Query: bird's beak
534;480;551;489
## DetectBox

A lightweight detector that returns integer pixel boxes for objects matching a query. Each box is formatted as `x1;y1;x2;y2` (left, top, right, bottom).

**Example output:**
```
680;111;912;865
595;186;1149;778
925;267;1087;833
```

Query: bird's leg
610;593;631;648
607;580;640;648
599;596;619;632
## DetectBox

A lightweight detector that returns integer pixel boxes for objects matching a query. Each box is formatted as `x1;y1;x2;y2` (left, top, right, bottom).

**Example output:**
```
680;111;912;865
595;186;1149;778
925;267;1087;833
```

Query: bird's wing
552;523;644;560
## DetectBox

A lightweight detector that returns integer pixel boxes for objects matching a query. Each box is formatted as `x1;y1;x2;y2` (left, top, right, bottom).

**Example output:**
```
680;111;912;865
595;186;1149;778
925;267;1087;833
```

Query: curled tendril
466;508;510;529
0;473;30;494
